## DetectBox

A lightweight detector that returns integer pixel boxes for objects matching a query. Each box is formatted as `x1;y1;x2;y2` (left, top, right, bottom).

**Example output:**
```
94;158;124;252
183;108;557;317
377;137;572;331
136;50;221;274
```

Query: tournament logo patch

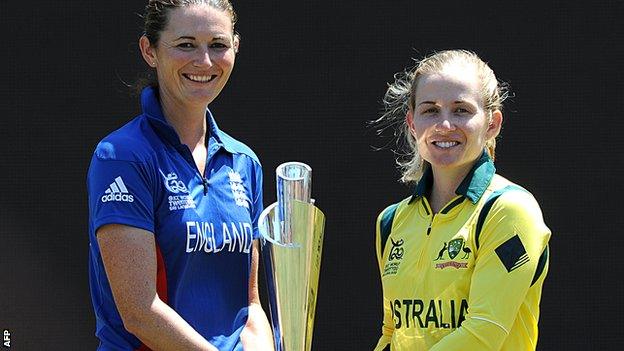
160;170;196;211
389;238;404;261
495;234;529;272
383;238;404;276
160;170;189;194
434;238;471;269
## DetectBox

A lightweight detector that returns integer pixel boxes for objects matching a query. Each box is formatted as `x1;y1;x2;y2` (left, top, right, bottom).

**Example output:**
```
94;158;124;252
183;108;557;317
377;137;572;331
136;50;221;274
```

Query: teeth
187;74;215;82
434;141;458;148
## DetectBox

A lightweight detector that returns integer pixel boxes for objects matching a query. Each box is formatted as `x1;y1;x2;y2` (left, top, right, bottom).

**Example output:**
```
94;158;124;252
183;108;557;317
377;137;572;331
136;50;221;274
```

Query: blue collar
140;86;234;153
410;151;496;204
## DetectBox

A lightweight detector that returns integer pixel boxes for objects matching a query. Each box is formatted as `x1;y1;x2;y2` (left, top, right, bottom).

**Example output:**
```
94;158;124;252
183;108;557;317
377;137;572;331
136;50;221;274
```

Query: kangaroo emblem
434;242;448;261
462;246;472;259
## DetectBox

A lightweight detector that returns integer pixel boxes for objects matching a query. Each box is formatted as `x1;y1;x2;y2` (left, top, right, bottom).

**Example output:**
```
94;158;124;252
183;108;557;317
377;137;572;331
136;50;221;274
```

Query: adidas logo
101;176;134;203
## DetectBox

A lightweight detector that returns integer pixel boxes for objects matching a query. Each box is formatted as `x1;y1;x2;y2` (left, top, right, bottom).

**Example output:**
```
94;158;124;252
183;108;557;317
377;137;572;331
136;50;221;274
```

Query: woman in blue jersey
373;50;550;350
86;1;273;350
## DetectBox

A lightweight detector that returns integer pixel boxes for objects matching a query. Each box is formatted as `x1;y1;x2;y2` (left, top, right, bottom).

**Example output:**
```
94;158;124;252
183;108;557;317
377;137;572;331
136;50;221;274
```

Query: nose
435;114;456;132
193;47;213;67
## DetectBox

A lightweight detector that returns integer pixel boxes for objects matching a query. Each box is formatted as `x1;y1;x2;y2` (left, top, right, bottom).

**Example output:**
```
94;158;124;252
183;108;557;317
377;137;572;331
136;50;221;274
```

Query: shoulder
486;174;544;218
479;174;550;247
92;115;156;164
375;197;413;259
377;196;411;224
476;175;551;256
218;130;261;166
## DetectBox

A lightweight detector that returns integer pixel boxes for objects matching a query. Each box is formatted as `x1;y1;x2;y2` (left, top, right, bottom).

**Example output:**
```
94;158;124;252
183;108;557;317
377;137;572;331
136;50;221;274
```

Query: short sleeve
87;152;155;235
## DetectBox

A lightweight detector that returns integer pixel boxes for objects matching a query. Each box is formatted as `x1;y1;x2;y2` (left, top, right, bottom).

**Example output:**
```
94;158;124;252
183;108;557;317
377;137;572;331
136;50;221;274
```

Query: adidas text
101;193;134;203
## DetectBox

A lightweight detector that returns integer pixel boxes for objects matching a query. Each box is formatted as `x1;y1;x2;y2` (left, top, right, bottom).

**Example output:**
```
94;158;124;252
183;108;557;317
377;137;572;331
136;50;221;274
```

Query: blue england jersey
87;87;263;351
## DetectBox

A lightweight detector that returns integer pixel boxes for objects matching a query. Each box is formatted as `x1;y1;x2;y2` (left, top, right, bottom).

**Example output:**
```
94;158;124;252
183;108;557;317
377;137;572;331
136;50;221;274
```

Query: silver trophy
259;162;326;351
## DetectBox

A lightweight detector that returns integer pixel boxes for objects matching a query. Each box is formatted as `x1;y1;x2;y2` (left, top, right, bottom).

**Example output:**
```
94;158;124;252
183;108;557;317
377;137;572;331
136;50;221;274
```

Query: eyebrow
418;100;473;106
173;36;195;41
174;35;230;41
418;101;437;106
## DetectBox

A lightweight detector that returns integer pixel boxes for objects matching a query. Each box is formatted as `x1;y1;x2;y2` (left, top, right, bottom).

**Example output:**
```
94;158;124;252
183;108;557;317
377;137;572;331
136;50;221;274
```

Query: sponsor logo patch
101;176;134;203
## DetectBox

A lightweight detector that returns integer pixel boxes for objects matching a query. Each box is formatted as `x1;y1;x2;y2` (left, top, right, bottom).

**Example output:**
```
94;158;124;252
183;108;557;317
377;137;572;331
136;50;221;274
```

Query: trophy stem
260;162;325;351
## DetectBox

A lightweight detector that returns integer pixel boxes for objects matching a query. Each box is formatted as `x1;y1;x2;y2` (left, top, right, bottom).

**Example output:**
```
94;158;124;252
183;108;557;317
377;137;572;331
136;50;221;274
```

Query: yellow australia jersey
374;154;550;351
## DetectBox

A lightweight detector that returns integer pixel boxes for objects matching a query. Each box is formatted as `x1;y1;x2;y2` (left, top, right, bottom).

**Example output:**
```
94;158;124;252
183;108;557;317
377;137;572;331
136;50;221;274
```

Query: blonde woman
373;50;550;350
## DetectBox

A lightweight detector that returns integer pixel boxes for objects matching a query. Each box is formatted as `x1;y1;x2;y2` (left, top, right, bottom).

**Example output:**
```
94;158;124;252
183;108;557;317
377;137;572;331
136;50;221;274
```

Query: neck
429;164;472;213
159;88;208;147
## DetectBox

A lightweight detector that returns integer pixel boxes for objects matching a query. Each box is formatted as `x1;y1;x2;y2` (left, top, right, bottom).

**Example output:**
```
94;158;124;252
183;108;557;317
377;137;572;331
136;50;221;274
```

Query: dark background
1;1;622;350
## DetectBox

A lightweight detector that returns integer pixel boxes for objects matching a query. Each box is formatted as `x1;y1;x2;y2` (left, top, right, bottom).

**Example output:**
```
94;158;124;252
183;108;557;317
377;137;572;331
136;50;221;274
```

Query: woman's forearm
124;297;218;351
97;225;218;351
240;302;274;351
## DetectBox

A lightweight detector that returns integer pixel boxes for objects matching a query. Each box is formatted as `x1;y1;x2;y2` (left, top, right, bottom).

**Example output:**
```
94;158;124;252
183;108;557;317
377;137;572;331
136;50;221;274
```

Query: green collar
410;150;496;204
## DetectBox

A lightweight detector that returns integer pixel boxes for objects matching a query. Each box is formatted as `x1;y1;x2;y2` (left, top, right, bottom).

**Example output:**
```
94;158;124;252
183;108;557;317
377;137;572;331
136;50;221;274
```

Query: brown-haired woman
87;1;273;350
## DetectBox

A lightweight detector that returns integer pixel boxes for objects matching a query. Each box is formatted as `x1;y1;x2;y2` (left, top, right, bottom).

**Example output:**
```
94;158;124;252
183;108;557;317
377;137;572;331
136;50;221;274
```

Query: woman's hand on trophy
240;302;275;351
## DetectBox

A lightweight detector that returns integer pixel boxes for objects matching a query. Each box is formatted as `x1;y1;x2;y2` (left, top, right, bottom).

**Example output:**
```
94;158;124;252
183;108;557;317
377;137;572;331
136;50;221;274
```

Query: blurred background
1;1;622;349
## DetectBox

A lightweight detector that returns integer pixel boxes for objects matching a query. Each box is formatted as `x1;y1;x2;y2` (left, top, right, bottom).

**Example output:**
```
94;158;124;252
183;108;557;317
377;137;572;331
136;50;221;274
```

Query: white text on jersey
186;221;253;254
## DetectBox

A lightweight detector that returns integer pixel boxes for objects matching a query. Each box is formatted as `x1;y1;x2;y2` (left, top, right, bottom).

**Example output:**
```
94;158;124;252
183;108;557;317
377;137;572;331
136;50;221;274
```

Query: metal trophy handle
259;162;326;351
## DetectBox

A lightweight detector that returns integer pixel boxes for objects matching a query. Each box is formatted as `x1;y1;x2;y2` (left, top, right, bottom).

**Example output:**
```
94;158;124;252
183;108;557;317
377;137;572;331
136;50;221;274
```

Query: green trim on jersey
374;153;551;351
475;184;526;249
410;151;496;205
379;203;400;254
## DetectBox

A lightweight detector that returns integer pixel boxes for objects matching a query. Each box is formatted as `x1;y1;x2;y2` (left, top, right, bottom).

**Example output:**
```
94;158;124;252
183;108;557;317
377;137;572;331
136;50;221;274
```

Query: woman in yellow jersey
373;50;550;351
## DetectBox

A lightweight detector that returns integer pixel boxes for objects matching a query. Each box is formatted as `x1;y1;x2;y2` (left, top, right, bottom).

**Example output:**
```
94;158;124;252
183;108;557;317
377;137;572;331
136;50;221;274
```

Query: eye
454;107;471;114
210;42;229;49
177;42;195;49
421;107;438;115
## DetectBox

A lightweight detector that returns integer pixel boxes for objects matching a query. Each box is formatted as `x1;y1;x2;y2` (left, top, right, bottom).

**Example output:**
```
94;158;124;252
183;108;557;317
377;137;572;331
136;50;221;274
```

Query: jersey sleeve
374;206;395;351
87;146;156;235
430;190;551;351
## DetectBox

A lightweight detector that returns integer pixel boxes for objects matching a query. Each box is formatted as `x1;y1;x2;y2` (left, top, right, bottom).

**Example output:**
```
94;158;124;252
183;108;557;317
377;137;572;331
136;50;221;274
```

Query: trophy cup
259;162;326;351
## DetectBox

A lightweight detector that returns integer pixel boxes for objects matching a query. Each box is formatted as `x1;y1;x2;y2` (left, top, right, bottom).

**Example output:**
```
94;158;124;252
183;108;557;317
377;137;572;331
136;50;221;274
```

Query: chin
431;161;460;170
426;152;458;165
427;155;467;169
184;91;218;105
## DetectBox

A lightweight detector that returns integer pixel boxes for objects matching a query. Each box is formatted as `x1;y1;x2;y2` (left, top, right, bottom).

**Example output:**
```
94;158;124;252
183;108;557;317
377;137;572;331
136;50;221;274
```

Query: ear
233;34;240;54
405;109;417;137
486;110;503;139
139;35;158;68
